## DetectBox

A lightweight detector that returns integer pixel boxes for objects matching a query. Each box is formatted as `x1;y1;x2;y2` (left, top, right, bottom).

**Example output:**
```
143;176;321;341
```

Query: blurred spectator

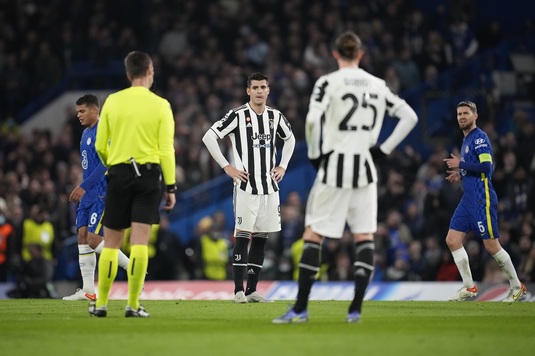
323;230;354;281
194;216;230;280
383;66;401;94
0;205;17;281
271;203;304;280
444;16;479;65
7;243;56;298
403;200;425;242
518;238;535;283
407;240;425;281
482;259;507;284
477;20;503;49
381;209;413;280
392;47;422;91
421;235;442;281
466;239;485;281
421;31;450;71
435;249;459;281
21;204;55;263
147;215;187;280
378;170;408;221
158;19;189;65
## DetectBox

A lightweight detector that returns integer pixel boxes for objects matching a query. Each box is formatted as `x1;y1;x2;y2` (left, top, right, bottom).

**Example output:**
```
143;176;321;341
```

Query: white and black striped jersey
306;67;413;189
210;102;293;195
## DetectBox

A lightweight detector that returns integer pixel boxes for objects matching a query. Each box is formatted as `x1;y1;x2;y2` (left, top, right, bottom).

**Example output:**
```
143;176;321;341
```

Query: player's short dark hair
76;94;99;108
247;72;269;88
457;100;477;113
124;51;152;79
335;31;362;60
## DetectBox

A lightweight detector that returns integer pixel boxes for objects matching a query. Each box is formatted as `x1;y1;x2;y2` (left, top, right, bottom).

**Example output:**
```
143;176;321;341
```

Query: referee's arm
95;102;110;166
158;102;176;187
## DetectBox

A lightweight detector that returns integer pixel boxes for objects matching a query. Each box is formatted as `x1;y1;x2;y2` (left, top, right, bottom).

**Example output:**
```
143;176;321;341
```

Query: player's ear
357;49;365;61
332;50;339;60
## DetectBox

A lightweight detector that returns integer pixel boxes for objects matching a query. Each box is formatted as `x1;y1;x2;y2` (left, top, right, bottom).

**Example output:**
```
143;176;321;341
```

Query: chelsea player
443;101;526;302
63;94;130;301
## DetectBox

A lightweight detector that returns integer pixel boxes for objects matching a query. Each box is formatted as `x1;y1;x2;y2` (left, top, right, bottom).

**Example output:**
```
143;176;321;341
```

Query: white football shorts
233;186;281;232
305;178;377;238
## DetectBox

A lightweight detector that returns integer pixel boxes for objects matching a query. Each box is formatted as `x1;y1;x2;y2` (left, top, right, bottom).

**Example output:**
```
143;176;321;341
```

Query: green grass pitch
1;300;533;356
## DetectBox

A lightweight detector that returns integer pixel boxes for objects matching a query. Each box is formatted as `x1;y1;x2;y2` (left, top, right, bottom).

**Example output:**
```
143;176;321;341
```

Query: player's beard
458;120;473;131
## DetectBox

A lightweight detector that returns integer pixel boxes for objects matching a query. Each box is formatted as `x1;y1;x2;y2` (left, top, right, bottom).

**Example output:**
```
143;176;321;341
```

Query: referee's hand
162;192;176;211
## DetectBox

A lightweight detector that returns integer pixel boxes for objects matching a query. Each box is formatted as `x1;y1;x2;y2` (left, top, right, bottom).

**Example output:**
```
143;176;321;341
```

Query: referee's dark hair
247;72;269;88
76;94;100;108
335;31;362;61
457;100;477;113
124;51;152;79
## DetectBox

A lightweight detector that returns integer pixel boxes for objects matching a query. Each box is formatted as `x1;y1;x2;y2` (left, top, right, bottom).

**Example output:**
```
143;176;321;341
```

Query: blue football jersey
459;127;497;208
80;123;107;203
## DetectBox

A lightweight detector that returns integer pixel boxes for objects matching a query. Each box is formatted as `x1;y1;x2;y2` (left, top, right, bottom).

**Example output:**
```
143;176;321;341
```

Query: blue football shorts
76;197;105;236
449;202;499;239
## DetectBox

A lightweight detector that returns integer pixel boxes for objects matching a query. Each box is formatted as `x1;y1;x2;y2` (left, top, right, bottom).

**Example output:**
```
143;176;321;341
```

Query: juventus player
202;72;295;303
273;31;418;324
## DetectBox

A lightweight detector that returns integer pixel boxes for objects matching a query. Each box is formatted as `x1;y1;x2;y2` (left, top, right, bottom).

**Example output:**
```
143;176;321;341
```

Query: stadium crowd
1;0;534;292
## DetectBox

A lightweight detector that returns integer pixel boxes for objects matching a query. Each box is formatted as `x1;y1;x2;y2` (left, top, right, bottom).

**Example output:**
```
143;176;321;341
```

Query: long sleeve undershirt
80;162;107;191
459;160;492;175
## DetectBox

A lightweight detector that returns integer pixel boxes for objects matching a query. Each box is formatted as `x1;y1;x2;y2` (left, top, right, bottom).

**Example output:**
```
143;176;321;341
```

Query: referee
91;51;176;318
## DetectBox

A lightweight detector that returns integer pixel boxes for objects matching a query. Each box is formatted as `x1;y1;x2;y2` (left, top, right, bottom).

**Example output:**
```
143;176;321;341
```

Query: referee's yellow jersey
95;86;176;186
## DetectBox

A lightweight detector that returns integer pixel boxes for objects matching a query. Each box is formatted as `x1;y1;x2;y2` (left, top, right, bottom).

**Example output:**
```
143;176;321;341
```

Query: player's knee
87;233;103;249
303;228;322;244
445;234;460;250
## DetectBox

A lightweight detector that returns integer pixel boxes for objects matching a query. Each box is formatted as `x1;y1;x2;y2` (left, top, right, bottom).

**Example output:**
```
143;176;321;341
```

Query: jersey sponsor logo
474;138;486;145
475;143;488;149
251;133;272;141
252;143;272;148
252;132;272;148
81;150;88;170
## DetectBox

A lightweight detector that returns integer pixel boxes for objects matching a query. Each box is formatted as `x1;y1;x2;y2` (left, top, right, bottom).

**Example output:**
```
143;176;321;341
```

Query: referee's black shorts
103;163;162;229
